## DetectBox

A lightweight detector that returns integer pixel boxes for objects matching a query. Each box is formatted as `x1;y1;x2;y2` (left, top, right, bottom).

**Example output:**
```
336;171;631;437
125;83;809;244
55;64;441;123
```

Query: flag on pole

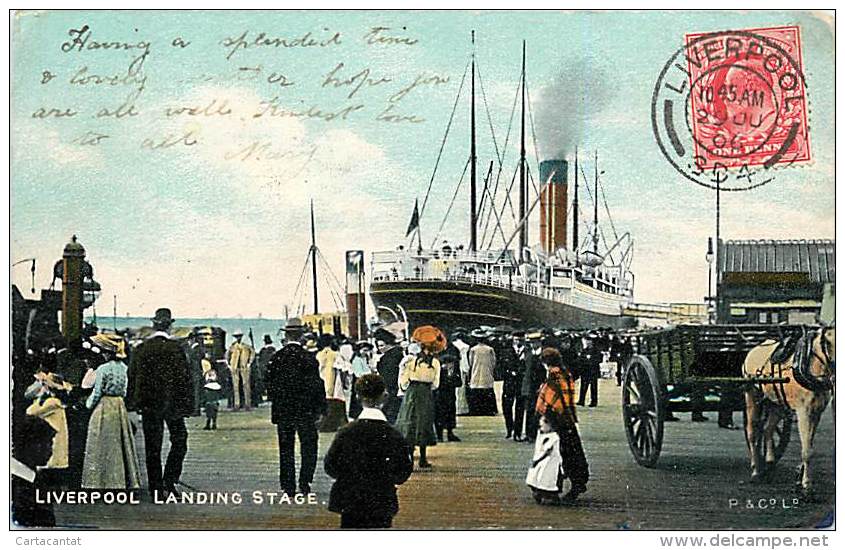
405;199;420;237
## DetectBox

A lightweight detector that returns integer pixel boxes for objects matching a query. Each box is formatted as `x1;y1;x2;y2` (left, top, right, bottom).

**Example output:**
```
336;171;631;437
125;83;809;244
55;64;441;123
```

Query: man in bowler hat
127;308;194;496
266;335;326;495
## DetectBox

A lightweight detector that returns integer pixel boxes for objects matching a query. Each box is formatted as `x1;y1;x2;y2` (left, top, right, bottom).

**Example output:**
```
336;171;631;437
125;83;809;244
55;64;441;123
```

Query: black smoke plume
534;56;613;159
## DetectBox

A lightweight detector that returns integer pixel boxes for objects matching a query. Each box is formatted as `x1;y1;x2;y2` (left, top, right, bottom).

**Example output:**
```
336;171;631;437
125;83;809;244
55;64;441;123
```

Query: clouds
12;117;104;170
10;11;834;319
96;83;415;315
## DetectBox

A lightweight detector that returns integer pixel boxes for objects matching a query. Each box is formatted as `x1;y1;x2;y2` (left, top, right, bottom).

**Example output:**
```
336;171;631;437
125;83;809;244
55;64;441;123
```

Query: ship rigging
370;35;635;331
288;199;348;334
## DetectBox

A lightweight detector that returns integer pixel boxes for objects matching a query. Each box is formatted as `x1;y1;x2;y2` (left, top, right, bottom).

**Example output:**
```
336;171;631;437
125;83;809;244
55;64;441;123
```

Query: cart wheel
743;404;793;467
622;356;664;467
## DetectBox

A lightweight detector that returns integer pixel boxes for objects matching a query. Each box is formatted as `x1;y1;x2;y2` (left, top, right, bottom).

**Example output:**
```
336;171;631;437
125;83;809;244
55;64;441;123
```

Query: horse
742;326;835;496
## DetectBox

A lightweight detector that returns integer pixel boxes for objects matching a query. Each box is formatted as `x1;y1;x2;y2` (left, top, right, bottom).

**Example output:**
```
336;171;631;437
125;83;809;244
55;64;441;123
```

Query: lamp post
12;258;36;294
706;237;714;324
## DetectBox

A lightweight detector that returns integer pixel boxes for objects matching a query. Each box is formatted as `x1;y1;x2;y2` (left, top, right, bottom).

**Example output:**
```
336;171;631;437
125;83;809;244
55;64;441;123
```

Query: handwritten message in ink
24;20;451;182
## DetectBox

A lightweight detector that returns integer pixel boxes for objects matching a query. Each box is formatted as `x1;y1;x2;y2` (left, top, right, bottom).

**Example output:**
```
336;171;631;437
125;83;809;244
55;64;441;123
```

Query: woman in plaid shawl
535;347;589;501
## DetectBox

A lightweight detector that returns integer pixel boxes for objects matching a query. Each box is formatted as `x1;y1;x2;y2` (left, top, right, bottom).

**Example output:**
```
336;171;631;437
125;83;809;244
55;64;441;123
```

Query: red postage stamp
685;26;811;171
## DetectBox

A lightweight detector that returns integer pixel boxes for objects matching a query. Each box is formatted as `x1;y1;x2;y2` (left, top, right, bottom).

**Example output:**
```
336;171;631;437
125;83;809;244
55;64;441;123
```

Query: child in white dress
525;414;570;505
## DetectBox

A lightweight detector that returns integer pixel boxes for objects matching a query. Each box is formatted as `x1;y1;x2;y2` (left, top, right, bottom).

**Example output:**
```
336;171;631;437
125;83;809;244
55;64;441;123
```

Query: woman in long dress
396;343;440;468
316;336;348;431
81;342;141;490
348;342;374;419
534;347;588;501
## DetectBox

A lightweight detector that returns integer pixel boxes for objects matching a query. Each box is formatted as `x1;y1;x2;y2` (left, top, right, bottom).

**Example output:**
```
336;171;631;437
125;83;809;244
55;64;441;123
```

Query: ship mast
573;148;579;253
469;31;478;253
593;150;599;255
310;198;319;315
518;40;527;263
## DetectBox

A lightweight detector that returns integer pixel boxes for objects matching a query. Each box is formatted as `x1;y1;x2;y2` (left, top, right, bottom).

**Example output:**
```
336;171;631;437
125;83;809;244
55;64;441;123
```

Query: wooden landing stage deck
54;380;834;530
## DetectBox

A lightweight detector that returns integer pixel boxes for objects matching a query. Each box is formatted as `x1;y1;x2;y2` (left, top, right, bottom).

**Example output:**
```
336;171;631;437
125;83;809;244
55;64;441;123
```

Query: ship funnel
539;160;568;255
345;250;366;340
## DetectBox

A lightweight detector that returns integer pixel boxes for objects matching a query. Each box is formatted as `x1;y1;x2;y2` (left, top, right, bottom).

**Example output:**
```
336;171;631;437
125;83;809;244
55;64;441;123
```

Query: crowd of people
12;306;641;528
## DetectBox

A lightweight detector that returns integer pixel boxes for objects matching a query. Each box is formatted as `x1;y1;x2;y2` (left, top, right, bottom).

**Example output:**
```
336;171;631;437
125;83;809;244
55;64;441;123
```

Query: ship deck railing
371;271;632;301
371;248;514;265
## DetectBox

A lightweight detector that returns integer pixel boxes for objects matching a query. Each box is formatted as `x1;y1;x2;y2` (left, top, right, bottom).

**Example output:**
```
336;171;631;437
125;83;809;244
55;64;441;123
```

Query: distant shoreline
83;317;289;344
85;316;285;323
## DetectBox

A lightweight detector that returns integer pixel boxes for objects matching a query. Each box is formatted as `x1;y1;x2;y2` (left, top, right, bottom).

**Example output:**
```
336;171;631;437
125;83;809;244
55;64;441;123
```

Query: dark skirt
467;388;498;416
559;423;589;490
396;382;437;446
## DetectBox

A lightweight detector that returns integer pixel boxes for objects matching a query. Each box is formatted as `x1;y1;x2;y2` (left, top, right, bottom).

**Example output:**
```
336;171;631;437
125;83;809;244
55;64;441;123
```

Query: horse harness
756;327;834;407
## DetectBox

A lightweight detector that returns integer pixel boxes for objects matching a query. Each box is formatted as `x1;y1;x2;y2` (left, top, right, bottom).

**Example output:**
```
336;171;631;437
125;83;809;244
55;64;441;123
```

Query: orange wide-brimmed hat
411;325;447;353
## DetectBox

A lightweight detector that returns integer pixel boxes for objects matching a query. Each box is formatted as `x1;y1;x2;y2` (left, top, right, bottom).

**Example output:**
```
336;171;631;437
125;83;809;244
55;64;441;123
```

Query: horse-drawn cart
622;324;799;467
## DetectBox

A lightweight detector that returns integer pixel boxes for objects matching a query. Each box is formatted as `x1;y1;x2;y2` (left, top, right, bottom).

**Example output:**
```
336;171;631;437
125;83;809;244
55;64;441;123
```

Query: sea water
87;316;286;346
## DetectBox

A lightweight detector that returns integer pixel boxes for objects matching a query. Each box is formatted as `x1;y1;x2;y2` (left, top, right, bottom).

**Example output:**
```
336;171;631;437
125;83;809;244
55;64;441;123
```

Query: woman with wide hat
81;339;141;490
396;326;445;468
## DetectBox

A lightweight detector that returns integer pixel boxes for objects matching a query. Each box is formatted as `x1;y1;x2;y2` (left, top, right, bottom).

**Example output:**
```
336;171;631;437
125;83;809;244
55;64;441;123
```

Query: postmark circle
683;62;780;160
651;28;809;191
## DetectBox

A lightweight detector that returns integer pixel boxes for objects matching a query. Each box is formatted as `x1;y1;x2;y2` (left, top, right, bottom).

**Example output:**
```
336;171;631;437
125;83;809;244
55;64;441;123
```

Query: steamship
369;39;636;332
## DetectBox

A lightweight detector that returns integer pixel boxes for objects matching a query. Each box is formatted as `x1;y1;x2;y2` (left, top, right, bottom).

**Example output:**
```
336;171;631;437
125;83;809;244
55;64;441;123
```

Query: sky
10;10;835;318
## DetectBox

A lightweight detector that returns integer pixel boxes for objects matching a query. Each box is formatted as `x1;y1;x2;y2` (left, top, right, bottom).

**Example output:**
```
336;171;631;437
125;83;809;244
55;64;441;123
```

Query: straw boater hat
91;334;127;359
470;328;488;339
35;372;73;392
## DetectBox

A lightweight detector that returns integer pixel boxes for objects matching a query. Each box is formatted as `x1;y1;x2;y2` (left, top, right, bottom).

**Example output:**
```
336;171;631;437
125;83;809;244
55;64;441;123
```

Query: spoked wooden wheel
622;356;664;467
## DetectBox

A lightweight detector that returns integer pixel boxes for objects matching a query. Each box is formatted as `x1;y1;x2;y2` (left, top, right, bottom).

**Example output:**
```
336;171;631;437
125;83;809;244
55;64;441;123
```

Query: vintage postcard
8;8;836;536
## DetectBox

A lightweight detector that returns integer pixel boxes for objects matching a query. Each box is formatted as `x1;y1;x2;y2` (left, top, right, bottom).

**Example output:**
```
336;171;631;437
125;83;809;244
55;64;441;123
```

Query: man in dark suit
325;373;413;529
577;332;601;407
500;333;525;441
376;335;404;424
253;334;276;406
265;338;326;495
520;334;546;442
127;308;194;497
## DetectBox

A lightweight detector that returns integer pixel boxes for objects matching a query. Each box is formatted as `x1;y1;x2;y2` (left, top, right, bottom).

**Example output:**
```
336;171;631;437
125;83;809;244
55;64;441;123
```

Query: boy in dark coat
324;374;413;529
